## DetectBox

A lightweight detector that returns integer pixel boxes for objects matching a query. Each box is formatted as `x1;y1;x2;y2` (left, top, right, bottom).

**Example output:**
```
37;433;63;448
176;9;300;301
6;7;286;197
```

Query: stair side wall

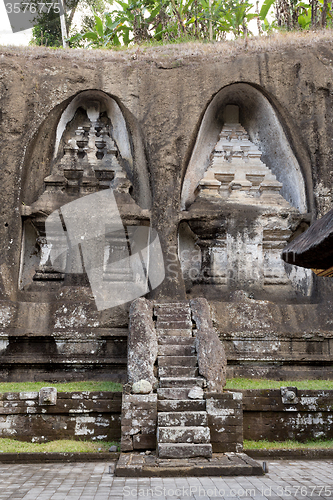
127;298;158;388
120;393;157;451
190;298;227;392
205;392;243;453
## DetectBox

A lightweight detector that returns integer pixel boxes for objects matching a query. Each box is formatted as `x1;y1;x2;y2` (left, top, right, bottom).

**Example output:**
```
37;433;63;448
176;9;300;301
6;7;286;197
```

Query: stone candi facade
180;105;311;298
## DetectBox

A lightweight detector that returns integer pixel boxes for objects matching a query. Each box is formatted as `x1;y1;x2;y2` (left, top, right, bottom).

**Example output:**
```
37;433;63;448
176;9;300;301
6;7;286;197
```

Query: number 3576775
5;3;60;14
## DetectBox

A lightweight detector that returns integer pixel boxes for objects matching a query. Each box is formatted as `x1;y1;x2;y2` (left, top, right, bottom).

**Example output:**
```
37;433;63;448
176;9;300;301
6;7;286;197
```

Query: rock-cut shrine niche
180;101;312;301
19;93;156;308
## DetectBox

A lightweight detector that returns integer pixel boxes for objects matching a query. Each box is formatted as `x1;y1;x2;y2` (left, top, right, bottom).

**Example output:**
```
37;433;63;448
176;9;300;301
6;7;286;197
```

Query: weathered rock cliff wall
1;35;333;379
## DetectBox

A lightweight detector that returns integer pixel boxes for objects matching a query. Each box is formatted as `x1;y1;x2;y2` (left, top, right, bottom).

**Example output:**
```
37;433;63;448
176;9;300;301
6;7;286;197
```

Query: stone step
155;308;191;319
158;411;208;427
157;329;192;337
158;336;195;346
158;344;196;356
158;366;198;378
156;311;191;321
156;320;192;330
157;388;195;400
154;302;190;310
159;377;204;388
155;304;190;312
158;356;197;367
156;311;192;321
157;443;212;459
158;399;206;412
157;426;211;444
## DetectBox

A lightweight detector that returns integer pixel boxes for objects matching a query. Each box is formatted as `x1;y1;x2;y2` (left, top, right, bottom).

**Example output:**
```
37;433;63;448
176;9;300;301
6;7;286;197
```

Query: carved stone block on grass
39;387;57;405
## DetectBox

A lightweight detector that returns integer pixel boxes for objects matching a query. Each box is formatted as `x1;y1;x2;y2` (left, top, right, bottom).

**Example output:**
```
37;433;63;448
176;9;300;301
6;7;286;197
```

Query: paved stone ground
0;459;332;499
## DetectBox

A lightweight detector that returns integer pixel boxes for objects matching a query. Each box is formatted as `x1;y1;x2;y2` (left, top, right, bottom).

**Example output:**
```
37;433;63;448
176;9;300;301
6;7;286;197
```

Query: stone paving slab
0;459;332;499
115;451;264;477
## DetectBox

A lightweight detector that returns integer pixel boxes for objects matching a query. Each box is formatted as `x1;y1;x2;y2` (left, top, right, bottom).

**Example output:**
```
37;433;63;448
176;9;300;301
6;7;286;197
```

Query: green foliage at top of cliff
30;0;333;48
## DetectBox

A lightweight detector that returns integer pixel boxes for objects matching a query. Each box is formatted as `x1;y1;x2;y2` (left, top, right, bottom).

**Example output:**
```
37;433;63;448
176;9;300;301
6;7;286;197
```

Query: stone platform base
115;452;264;477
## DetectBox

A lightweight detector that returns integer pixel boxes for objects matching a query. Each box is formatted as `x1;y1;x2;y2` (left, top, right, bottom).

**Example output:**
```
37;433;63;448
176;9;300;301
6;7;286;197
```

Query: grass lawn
1;378;333;394
0;439;119;453
225;378;333;390
244;439;333;450
0;381;123;393
0;438;331;453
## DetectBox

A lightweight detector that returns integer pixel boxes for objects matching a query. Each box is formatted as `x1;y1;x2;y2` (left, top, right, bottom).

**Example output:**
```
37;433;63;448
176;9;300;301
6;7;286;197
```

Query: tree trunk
311;0;317;29
321;0;328;27
291;0;298;29
66;1;79;33
256;1;262;35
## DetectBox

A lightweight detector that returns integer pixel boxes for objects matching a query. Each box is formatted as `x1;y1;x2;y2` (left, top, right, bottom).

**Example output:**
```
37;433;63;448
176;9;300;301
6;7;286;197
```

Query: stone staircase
154;302;213;459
